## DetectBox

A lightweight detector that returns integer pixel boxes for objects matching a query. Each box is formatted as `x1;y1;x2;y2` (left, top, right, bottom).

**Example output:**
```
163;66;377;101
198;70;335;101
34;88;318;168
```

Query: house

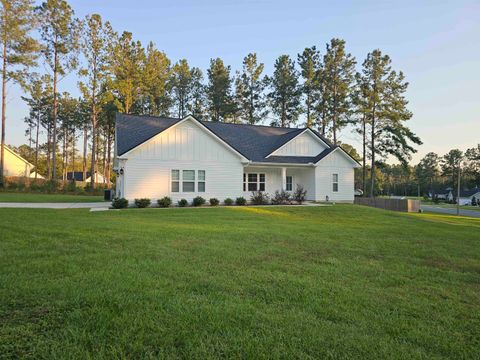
114;114;361;203
66;171;110;184
458;188;480;206
1;145;35;178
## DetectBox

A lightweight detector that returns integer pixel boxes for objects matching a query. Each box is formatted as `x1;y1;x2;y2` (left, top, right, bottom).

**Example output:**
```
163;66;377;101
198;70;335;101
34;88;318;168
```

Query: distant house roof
460;188;480;197
67;172;91;181
115;113;359;165
2;145;34;168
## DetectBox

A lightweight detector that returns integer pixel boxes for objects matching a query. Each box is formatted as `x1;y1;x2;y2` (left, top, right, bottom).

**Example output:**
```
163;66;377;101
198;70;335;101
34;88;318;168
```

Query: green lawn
1;206;479;359
0;192;104;203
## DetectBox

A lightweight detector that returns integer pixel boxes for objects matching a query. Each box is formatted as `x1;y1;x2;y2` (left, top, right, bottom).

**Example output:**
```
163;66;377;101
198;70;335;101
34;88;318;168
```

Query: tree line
1;0;422;194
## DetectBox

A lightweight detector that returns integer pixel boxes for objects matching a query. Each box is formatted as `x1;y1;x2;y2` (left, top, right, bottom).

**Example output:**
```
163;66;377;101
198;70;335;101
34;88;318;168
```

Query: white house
1;145;35;178
459;188;480;206
114;114;360;203
66;171;110;184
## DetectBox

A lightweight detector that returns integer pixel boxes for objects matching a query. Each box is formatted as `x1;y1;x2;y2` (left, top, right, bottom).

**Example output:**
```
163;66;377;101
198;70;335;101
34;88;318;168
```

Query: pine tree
0;0;39;186
358;50;421;197
187;67;206;120
171;59;193;118
142;42;171;116
322;39;356;143
37;0;79;180
416;152;439;196
206;58;234;121
234;53;268;124
441;149;463;195
297;46;320;128
78;13;113;188
110;31;145;114
267;55;301;127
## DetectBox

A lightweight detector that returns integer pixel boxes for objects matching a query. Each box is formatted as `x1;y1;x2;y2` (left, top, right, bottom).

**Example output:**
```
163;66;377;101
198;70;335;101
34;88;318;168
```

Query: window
286;176;293;191
244;173;266;191
171;170;179;192
183;170;195;192
198;170;205;192
332;173;338;192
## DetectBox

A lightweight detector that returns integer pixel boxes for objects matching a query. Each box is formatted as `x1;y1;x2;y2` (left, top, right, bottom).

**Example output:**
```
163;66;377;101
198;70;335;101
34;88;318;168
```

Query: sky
5;0;480;163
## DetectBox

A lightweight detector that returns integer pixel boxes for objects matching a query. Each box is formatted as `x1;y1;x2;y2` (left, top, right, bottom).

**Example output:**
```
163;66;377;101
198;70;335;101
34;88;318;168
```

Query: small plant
235;197;247;206
271;190;291;205
112;197;129;209
134;198;151;208
209;198;219;206
293;185;307;204
224;198;234;206
157;196;172;208
192;196;206;207
178;198;188;207
472;196;477;206
250;191;269;205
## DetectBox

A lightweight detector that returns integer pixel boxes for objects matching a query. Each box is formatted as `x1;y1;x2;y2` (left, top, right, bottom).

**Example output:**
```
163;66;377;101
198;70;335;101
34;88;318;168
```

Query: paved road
421;205;480;218
0;202;109;210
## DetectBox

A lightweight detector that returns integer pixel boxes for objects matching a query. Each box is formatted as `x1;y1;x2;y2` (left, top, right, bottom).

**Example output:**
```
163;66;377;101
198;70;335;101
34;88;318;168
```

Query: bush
157;196;172;208
271;190;291;205
235;197;247;206
224;198;234;206
64;181;77;193
209;198;219;206
192;196;206;207
134;198;151;208
293;185;307;204
112;197;129;209
250;191;269;205
178;198;188;207
472;196;477;206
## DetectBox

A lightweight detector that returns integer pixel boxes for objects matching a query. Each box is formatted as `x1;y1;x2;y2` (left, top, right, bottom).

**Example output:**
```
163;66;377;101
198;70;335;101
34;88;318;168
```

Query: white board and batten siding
269;131;327;157
315;150;355;203
120;120;244;202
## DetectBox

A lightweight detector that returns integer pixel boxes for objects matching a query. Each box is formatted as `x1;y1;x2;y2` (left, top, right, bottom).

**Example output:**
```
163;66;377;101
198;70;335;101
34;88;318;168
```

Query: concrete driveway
421;205;480;218
0;202;110;210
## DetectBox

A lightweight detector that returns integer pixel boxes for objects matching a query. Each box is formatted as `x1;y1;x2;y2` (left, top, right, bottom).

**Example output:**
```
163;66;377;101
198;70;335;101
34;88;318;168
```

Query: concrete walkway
421;205;480;218
0;202;110;210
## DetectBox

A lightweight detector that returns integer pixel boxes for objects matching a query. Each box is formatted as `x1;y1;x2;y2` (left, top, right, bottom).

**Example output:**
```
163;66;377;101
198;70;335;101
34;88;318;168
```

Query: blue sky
6;0;480;163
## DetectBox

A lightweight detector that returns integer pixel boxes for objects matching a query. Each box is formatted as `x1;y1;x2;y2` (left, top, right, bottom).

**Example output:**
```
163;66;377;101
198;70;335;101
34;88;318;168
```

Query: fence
354;197;420;213
3;176;110;189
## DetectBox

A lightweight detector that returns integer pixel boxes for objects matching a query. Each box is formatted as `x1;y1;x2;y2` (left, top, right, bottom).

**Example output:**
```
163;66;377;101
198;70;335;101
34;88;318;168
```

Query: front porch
242;164;316;201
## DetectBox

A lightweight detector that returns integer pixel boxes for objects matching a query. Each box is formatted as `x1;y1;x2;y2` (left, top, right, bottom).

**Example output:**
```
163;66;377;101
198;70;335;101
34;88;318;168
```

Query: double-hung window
244;173;266;191
332;173;339;192
286;176;293;191
182;170;195;192
171;170;180;192
198;170;205;192
171;169;205;193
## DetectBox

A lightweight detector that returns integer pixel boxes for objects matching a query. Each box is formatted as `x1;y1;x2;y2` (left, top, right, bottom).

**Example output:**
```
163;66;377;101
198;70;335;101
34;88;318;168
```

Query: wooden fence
4;176;109;189
354;197;420;213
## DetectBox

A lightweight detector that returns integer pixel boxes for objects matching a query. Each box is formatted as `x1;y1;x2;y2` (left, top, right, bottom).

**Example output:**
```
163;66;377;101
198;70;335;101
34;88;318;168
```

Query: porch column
281;167;286;191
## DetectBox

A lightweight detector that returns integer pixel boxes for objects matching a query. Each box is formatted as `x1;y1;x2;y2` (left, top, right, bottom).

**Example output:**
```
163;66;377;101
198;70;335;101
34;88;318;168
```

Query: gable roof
460;188;480;197
115;113;359;165
2;145;34;168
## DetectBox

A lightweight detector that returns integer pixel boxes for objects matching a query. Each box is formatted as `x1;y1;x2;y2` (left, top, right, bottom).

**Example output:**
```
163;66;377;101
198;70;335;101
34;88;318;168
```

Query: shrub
293;185;307;204
235;197;247;206
157;196;172;208
134;198;151;208
472;196;477;206
250;191;269;205
209;198;219;206
271;190;291;205
224;198;234;206
112;197;129;209
64;181;77;193
192;196;206;207
178;198;188;207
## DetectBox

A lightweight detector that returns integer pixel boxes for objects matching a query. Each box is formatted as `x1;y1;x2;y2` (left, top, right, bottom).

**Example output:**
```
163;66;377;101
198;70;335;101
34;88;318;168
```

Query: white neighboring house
66;171;110;184
2;145;38;178
458;188;480;206
114;114;361;203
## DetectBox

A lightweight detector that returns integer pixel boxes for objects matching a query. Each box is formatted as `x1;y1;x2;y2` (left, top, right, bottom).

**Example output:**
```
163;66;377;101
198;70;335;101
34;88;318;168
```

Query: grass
0;205;479;359
0;192;104;203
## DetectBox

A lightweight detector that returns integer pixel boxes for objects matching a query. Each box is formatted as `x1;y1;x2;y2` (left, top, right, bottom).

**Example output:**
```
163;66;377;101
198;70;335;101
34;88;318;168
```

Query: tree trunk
34;113;40;180
362;114;366;196
0;36;7;187
369;107;376;198
83;125;87;181
71;128;75;175
106;129;112;189
52;46;58;181
102;134;107;186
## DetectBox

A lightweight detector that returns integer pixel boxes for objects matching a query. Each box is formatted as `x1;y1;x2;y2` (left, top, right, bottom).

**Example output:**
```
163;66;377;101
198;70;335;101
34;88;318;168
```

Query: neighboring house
66;171;110;184
432;188;453;200
114;114;361;203
1;145;35;178
459;188;480;206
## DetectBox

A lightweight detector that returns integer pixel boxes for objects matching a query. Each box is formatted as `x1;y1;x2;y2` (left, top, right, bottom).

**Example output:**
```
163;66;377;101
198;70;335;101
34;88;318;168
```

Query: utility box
104;189;113;201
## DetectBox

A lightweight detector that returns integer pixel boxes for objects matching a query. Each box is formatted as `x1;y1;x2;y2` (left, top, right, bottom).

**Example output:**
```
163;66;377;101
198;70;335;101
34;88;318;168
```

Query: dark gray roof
460;188;480;197
116;113;344;164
